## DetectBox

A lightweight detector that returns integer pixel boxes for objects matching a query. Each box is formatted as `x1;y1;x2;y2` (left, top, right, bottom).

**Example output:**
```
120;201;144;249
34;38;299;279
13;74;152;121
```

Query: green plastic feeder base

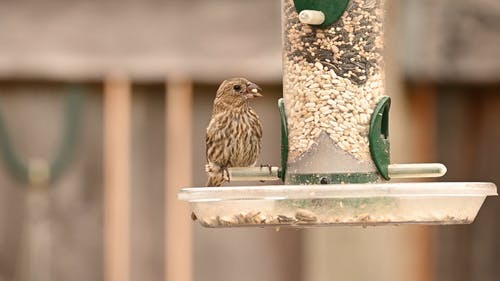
287;172;381;185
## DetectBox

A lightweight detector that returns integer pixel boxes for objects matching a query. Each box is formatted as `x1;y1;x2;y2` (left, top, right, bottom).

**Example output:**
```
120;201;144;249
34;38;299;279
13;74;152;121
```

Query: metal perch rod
228;167;281;181
388;163;447;179
227;163;446;182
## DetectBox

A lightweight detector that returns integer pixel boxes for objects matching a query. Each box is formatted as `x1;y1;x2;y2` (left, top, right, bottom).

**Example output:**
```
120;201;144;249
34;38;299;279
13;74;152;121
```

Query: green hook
293;0;350;27
369;96;391;180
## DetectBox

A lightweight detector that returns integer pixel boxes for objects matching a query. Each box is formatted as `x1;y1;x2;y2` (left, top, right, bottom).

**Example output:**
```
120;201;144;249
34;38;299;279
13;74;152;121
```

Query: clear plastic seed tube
282;0;386;183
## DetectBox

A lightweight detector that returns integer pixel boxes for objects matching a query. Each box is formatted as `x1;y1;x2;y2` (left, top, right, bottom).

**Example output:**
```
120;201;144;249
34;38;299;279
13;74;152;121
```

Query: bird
205;77;263;187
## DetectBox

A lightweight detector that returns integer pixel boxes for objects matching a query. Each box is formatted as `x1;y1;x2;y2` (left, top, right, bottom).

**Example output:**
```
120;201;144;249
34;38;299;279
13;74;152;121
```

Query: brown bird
205;77;263;187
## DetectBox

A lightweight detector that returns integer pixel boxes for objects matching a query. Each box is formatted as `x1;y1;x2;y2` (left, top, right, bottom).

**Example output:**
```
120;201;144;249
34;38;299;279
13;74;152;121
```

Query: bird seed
283;0;385;161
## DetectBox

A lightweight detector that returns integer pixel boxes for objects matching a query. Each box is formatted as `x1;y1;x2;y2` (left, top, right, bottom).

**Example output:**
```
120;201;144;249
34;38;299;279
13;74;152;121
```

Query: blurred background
0;0;499;281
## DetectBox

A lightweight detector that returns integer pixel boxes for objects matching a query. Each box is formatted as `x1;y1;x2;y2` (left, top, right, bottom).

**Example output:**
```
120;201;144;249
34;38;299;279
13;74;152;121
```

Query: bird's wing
205;117;229;165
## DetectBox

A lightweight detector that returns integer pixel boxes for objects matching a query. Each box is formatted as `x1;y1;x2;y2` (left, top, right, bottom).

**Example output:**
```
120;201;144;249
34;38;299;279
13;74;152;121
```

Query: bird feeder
178;0;497;227
282;0;424;184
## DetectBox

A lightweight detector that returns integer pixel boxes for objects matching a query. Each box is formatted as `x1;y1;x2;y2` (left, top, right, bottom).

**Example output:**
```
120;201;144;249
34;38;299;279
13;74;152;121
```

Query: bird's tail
190;163;226;221
205;163;226;187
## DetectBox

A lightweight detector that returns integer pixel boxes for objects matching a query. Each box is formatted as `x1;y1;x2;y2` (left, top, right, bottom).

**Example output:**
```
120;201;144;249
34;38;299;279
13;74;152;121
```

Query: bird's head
216;78;263;105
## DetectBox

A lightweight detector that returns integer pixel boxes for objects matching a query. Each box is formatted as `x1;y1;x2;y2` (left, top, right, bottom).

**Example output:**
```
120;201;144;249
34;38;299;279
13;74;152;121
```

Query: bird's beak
245;82;263;98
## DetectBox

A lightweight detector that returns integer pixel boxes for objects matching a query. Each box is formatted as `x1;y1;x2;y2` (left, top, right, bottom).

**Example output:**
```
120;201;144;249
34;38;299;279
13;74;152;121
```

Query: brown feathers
205;78;263;187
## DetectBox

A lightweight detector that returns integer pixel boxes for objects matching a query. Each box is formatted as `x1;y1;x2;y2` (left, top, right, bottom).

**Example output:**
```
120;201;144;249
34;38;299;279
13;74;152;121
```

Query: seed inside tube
283;0;385;161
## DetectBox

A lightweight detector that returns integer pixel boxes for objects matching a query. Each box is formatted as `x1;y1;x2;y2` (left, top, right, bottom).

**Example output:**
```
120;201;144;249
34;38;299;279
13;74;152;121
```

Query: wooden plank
0;1;281;82
409;82;438;163
403;0;500;82
408;82;439;281
165;77;193;281
435;86;500;281
104;73;131;281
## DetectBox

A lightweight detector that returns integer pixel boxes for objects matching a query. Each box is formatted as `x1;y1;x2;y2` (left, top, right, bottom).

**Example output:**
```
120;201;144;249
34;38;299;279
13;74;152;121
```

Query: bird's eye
233;85;241;91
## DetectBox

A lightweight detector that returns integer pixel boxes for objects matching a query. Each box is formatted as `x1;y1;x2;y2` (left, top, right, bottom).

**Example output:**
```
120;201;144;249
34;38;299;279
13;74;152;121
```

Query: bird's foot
222;166;231;182
259;164;273;182
259;164;273;174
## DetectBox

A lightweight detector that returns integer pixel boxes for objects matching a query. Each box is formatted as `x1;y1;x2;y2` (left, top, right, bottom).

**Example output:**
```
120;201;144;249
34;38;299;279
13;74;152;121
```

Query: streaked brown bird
205;77;263;187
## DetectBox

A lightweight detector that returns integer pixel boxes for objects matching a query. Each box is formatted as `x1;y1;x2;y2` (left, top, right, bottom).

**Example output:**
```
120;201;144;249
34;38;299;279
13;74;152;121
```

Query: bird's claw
259;164;273;182
222;166;231;182
260;164;273;175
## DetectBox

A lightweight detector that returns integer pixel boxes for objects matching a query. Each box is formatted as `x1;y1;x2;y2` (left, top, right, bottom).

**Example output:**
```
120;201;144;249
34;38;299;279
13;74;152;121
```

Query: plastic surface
369;96;391;179
178;182;497;228
388;163;447;178
283;0;386;180
298;10;326;25
293;0;350;26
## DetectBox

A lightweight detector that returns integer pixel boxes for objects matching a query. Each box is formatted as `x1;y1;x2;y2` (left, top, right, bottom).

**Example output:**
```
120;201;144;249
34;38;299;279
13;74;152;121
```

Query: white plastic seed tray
178;182;497;228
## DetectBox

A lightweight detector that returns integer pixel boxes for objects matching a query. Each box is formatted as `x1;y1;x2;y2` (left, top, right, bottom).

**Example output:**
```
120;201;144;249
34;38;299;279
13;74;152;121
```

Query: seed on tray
278;215;298;223
196;210;472;227
295;209;318;222
216;216;234;226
